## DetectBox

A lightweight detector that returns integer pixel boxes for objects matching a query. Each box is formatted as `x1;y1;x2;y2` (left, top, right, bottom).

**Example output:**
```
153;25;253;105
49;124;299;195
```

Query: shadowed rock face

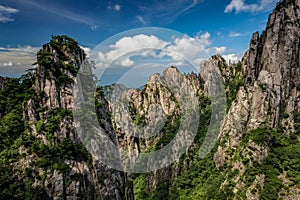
214;1;300;199
1;1;299;199
244;0;300;127
23;36;131;200
221;0;300;145
105;1;300;196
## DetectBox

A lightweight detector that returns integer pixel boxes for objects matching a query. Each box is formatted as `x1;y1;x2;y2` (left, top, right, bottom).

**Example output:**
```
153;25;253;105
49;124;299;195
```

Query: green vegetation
239;127;300;199
0;73;49;199
1;33;300;200
128;103;147;126
214;57;244;110
223;61;244;110
35;108;73;141
133;94;217;200
133;88;300;200
154;115;181;150
35;35;85;87
0;73;91;197
0;35;93;199
165;126;300;200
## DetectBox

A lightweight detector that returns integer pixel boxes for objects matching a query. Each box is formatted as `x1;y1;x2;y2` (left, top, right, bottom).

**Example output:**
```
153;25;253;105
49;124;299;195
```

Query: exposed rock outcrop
214;0;300;199
21;36;129;200
105;66;204;191
1;1;299;199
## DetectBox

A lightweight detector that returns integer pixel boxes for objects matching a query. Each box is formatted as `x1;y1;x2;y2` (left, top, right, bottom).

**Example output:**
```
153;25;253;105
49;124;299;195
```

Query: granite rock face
1;1;300;199
105;66;205;189
22;36;130;200
214;0;300;199
220;0;300;153
245;0;300;129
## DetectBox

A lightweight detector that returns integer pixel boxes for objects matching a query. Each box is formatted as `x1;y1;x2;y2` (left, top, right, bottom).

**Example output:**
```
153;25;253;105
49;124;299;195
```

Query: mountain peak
33;36;88;109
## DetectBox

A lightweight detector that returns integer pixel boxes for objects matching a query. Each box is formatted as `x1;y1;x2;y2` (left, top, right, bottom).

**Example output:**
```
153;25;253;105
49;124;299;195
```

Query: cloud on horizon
223;53;242;64
0;46;39;77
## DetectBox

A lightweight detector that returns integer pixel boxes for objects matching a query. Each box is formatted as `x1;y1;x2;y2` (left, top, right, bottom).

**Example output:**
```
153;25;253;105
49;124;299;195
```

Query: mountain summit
0;0;299;199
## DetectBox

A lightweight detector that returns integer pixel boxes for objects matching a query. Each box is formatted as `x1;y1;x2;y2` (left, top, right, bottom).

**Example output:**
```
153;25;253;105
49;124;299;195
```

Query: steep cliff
213;0;300;199
109;1;300;199
0;36;130;200
105;58;227;199
1;0;299;199
111;68;201;198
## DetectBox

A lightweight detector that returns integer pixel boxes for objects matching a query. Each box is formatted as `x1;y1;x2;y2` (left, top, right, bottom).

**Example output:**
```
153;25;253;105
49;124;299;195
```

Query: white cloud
120;58;134;67
162;32;211;64
224;0;277;13
136;15;146;24
229;32;242;37
92;32;228;69
208;46;227;54
108;4;121;11
94;34;169;68
114;4;121;11
0;46;40;77
222;54;242;64
0;5;19;23
80;46;91;58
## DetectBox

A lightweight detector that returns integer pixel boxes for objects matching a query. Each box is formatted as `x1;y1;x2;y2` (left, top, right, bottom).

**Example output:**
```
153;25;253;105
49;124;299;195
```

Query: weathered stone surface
214;0;300;198
23;37;130;200
219;0;300;157
246;175;265;200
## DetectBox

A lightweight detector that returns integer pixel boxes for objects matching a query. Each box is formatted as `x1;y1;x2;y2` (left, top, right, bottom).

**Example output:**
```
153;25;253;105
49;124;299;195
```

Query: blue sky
0;0;279;85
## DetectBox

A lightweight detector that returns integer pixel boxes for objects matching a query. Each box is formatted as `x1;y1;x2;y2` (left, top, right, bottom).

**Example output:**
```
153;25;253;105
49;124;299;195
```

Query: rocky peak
33;35;86;109
211;54;227;66
244;31;260;83
162;66;181;79
221;0;300;148
20;36;131;200
214;1;300;198
242;0;300;128
246;0;300;85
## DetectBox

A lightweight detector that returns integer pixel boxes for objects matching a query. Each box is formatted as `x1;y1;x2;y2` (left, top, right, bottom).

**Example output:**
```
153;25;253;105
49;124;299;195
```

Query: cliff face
244;0;300;129
220;0;300;157
106;58;227;198
1;36;129;200
214;0;300;199
1;1;299;199
107;1;300;199
107;67;203;187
